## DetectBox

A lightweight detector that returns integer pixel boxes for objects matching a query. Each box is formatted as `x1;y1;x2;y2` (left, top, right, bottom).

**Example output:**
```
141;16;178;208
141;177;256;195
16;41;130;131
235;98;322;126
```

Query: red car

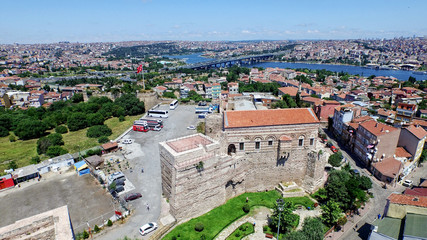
330;146;338;153
124;193;142;202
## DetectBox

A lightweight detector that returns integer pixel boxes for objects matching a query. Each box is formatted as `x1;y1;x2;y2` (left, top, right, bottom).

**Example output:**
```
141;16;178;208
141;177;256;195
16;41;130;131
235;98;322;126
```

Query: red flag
115;211;122;216
137;64;143;74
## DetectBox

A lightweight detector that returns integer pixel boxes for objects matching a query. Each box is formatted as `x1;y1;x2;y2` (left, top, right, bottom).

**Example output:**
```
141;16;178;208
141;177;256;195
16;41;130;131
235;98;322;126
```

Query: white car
187;125;196;130
139;222;158;236
151;126;162;131
403;179;413;187
122;139;133;144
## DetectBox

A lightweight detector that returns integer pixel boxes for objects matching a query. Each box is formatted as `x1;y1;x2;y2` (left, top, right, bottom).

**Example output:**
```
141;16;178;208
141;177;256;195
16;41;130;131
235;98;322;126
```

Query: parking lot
0;170;115;233
96;104;202;239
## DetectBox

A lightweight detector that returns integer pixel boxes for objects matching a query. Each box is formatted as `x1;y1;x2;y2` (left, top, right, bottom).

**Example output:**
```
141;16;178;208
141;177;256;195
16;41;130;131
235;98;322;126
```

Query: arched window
228;144;236;155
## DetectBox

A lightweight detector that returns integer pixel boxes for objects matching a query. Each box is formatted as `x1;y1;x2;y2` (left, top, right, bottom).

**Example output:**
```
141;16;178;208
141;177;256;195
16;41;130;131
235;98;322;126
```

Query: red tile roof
406;125;427;140
359;120;398;136
372;157;402;178
395;147;412;158
404;188;427;197
224;108;319;129
388;193;427;208
278;87;309;97
101;142;118;150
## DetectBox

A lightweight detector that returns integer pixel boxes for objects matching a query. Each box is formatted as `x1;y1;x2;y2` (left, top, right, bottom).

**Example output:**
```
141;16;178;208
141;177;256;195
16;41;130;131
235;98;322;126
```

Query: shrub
46;146;68;157
242;204;250;213
263;225;268;232
337;216;347;226
55;125;68;134
98;136;109;144
171;237;177;240
8;160;18;170
235;232;240;237
194;222;204;232
87;125;112;138
107;219;112;227
30;156;41;164
119;115;125;122
82;230;89;239
94;225;100;232
9;135;16;142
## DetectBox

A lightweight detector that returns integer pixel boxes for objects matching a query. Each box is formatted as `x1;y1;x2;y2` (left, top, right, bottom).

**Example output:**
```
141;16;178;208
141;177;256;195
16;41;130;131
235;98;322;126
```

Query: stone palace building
160;108;327;221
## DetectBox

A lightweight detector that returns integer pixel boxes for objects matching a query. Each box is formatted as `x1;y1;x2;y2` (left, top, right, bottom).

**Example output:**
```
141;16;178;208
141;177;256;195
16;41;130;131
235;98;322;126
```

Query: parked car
198;101;207;106
187;125;196;130
125;193;142;202
139;222;158;236
351;169;360;176
115;185;125;193
113;178;126;186
123;139;133;144
151;125;162;131
330;146;338;153
403;179;413;187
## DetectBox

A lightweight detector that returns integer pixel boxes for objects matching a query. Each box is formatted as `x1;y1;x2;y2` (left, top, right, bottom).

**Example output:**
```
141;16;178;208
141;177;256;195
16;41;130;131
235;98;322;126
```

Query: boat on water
413;71;427;75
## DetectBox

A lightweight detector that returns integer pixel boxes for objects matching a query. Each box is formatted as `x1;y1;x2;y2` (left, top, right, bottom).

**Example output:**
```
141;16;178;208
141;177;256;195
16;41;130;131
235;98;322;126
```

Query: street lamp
276;198;284;239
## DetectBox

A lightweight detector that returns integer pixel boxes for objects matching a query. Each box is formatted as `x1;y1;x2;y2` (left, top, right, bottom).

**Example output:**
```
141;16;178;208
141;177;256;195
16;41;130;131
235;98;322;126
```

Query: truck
195;106;213;114
139;118;163;128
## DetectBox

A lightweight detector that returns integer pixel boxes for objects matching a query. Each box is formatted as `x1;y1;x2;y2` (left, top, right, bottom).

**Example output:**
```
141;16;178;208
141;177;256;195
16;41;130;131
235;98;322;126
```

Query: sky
1;0;426;44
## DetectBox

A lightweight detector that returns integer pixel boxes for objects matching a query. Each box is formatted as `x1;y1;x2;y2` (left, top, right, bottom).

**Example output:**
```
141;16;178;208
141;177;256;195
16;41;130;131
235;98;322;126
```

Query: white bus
147;109;169;118
169;100;178;110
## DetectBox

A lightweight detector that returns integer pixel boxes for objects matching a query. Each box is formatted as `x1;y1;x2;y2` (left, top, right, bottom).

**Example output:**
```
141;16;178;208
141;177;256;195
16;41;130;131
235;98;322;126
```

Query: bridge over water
179;51;289;70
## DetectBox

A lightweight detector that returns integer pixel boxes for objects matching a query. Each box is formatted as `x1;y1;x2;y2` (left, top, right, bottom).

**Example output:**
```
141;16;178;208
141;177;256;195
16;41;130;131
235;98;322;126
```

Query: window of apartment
268;140;273;146
298;139;304;147
255;141;260;149
239;142;244;151
310;138;314;146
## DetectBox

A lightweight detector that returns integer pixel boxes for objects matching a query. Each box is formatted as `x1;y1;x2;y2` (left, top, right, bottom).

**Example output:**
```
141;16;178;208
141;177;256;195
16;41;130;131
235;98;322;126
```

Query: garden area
163;191;315;240
0;93;144;172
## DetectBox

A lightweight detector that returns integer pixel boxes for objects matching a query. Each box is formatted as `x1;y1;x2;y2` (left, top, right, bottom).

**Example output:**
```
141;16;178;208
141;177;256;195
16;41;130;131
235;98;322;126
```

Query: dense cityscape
1;1;427;240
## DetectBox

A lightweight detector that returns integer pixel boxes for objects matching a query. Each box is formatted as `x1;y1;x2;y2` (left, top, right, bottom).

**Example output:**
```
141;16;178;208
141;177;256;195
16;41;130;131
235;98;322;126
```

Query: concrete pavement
94;105;201;240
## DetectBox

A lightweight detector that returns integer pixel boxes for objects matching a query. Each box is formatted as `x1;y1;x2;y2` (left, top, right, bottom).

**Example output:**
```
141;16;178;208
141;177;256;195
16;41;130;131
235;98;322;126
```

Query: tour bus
147;110;169;118
139;118;163;128
169;100;178;110
133;121;149;132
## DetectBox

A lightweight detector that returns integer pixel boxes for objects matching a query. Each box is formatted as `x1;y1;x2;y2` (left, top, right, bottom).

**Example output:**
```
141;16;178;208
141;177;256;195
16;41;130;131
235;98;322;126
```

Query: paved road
323;129;427;240
96;105;201;240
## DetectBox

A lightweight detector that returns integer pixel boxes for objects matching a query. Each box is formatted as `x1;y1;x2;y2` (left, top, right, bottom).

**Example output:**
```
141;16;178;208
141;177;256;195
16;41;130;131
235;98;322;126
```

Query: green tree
0;126;9;137
46;146;68;157
14;119;47;140
163;91;177;99
321;200;342;227
47;133;64;146
87;113;105;126
114;94;145;116
71;93;84;103
98;136;109;143
270;200;299;234
87;125;112;138
37;137;52;155
55;125;68;134
67;112;88;131
359;176;372;190
301;217;324;240
328;152;342;167
30;156;41;164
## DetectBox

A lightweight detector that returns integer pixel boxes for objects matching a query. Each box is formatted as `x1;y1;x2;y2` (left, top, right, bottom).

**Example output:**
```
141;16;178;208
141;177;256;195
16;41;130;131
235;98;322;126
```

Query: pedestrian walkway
216;207;274;240
324;200;372;240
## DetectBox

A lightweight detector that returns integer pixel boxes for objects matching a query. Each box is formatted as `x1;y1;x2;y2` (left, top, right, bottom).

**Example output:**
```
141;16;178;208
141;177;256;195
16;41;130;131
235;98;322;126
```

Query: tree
46;145;68;157
0;126;9;137
87;113;105;126
270;200;299;233
87;125;112;138
30;156;41;164
321;200;342;227
55;125;68;134
98;136;109;143
114;94;145;116
67;112;88;131
14;119;47;140
359;176;373;190
71;93;84;103
163;91;177;99
328;152;342;167
295;93;302;107
301;217;324;240
47;133;64;146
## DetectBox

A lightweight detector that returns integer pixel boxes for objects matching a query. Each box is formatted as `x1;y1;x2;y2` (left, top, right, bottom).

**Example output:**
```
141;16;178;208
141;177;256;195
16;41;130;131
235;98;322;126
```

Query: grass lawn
163;191;314;240
226;222;254;240
0;115;140;172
